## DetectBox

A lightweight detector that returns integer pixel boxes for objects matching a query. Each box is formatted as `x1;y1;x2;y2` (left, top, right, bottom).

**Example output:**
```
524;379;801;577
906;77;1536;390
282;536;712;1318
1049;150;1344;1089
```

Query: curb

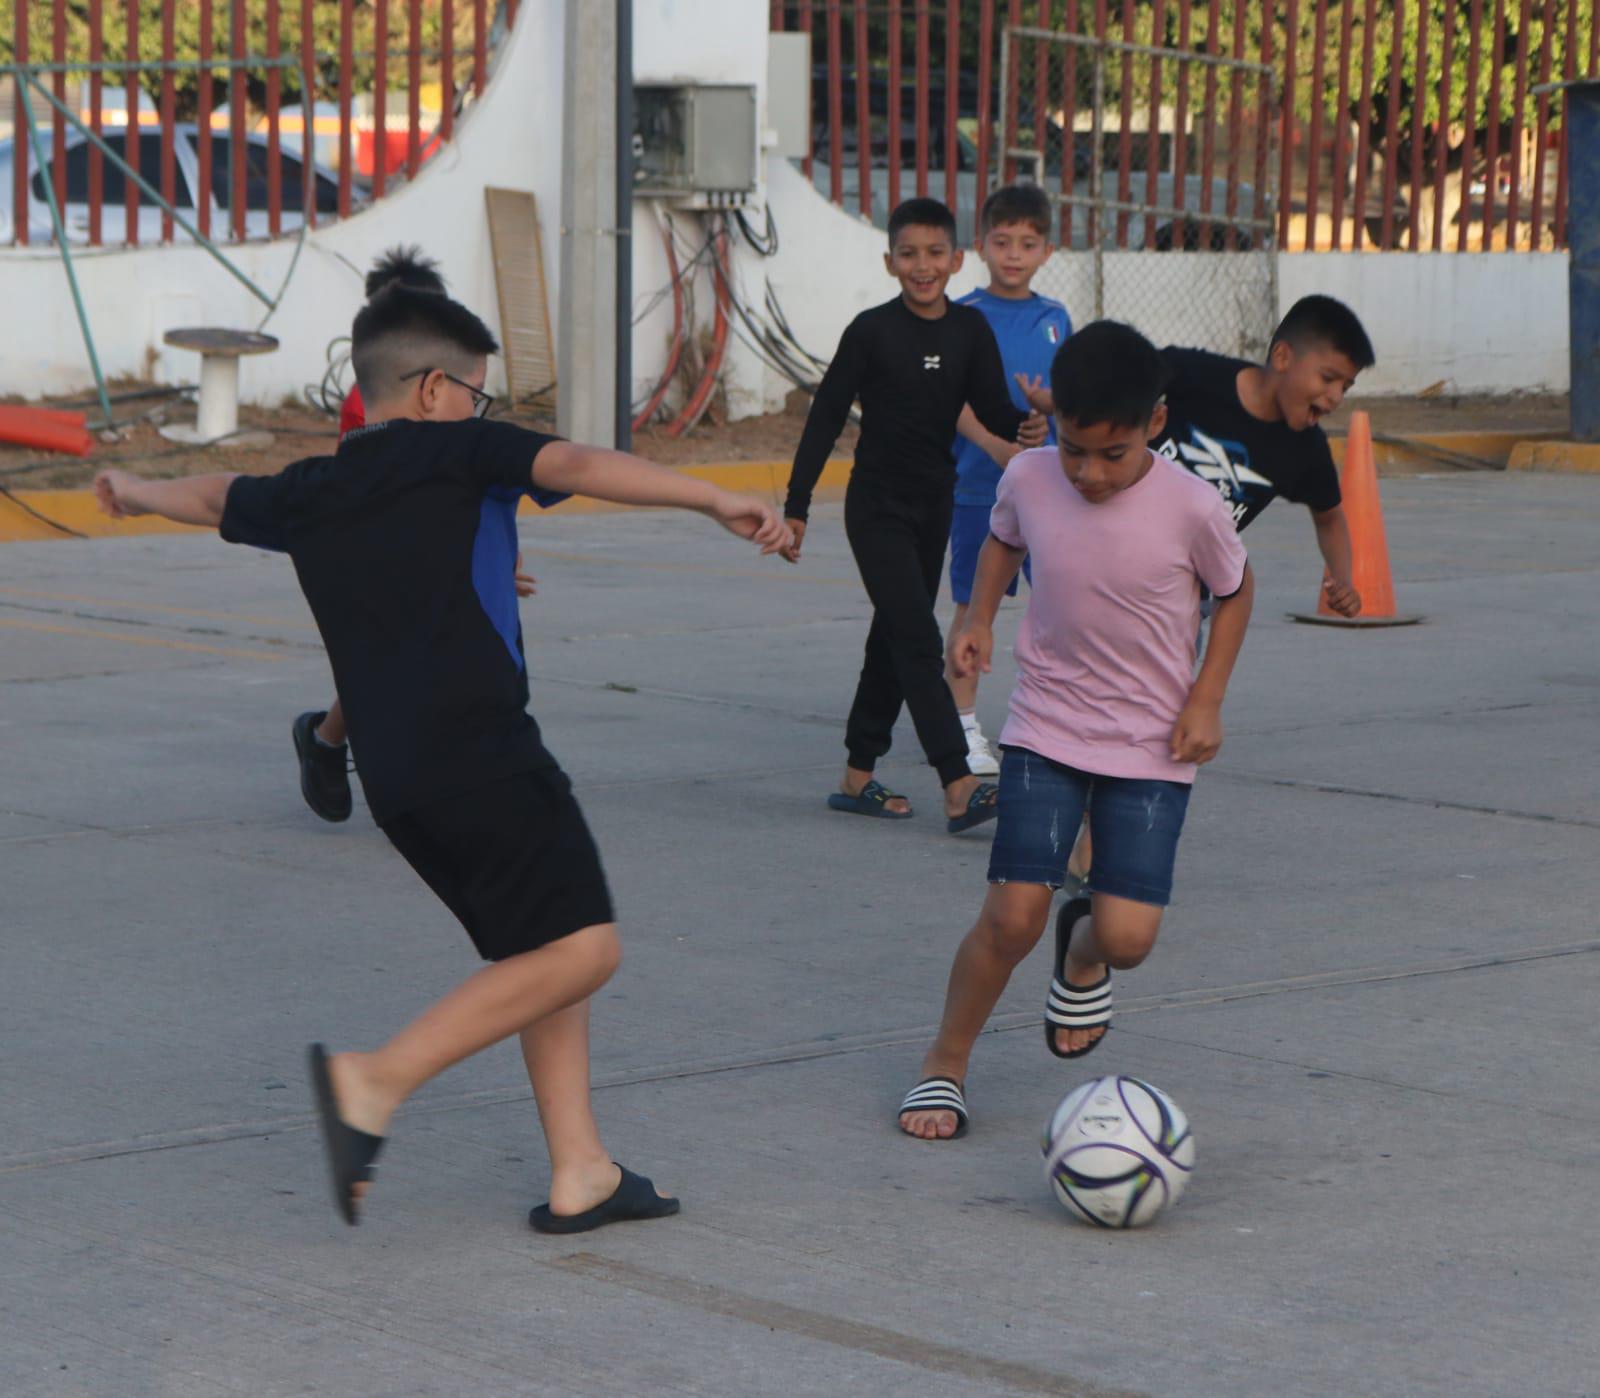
1505;440;1600;474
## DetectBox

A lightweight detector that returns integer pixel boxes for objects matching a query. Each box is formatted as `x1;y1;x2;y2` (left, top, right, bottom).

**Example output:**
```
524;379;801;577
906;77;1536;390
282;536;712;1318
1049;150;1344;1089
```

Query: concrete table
158;328;280;448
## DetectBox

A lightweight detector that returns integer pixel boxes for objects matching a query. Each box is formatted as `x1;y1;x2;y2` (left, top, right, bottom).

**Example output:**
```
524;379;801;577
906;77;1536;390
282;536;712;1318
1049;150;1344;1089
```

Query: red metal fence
773;0;1599;251
5;0;517;247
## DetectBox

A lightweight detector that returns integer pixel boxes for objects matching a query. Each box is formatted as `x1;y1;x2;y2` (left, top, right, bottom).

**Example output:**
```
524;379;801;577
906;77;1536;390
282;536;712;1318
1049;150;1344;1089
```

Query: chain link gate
998;22;1278;360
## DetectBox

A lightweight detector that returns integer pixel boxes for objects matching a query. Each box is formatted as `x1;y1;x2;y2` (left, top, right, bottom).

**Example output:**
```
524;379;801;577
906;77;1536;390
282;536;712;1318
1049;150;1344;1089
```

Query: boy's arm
95;469;237;528
1171;563;1254;764
531;442;790;554
956;406;1025;467
1311;504;1361;617
949;533;1027;679
965;320;1028;442
783;320;863;530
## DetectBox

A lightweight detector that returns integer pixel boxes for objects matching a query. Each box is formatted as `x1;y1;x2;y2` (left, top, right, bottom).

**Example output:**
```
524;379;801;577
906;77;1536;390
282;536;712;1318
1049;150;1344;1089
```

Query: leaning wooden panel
485;186;558;410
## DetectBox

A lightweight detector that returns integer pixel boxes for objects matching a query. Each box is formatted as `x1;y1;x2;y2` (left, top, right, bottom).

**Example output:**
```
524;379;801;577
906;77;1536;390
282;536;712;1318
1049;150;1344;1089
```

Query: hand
948;622;994;680
1014;373;1053;417
1322;575;1361;617
707;489;793;557
1016;411;1048;449
779;517;807;564
94;468;146;519
514;552;538;598
1170;699;1223;765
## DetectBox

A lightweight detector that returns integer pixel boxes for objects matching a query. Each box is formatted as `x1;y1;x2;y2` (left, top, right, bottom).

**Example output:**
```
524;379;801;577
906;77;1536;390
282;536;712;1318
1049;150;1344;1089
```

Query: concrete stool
159;328;280;448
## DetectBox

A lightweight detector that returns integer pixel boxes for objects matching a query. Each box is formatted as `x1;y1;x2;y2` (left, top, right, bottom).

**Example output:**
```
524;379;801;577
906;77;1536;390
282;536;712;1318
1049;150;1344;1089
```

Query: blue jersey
950;288;1071;506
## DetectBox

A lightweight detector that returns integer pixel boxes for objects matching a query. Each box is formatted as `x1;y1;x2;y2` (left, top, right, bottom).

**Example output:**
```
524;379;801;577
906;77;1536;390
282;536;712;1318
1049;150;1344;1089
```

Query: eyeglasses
399;367;495;419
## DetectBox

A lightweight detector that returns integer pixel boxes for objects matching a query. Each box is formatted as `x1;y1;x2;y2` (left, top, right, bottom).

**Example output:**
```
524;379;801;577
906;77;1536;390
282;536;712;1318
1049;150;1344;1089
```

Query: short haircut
1270;295;1376;369
351;285;499;405
364;244;447;300
1049;320;1167;429
980;182;1052;237
887;197;957;247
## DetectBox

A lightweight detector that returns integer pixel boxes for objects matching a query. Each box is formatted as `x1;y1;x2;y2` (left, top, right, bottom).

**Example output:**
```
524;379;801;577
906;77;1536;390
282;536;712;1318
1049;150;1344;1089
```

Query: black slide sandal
946;782;1000;834
1044;897;1113;1060
897;1075;970;1140
529;1164;680;1235
307;1042;386;1226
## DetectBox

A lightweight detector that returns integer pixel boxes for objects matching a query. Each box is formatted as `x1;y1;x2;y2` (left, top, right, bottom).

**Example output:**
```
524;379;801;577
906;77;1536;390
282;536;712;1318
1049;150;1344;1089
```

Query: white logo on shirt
1175;428;1272;523
923;354;942;370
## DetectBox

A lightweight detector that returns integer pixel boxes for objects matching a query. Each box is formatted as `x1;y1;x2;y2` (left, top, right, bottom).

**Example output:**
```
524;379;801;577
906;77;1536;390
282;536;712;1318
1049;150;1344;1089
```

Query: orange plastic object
0;405;93;457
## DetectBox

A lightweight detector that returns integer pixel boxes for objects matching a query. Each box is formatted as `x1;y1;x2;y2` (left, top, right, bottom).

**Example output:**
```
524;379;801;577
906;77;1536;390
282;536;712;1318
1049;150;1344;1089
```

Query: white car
0;122;356;245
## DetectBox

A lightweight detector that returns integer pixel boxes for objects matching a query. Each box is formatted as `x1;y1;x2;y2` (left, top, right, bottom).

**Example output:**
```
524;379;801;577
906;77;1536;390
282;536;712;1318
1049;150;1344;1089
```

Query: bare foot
327;1051;401;1208
1052;960;1110;1055
898;1105;963;1140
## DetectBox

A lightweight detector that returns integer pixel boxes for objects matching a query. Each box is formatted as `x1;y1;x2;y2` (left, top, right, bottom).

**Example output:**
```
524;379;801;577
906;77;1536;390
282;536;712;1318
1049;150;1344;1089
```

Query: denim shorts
986;746;1192;906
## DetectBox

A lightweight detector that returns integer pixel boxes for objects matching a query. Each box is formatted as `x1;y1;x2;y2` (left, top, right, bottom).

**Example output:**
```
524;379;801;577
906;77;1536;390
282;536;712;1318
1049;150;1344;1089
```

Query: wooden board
484;187;557;409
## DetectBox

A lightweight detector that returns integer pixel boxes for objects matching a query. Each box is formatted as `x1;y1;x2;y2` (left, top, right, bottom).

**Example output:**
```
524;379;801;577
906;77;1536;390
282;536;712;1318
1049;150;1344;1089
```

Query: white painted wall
0;2;566;404
1277;252;1570;396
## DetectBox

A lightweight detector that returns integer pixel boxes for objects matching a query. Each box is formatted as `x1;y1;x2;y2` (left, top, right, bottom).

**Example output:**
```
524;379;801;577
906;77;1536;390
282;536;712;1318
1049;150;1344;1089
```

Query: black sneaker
292;710;353;822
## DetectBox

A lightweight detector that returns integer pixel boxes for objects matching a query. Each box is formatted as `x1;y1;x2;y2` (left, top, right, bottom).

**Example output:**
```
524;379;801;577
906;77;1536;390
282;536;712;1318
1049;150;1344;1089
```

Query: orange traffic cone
1291;410;1420;628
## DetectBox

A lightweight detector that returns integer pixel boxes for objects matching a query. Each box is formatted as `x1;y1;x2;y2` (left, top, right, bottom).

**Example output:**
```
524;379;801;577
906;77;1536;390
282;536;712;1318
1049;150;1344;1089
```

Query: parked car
0;122;352;244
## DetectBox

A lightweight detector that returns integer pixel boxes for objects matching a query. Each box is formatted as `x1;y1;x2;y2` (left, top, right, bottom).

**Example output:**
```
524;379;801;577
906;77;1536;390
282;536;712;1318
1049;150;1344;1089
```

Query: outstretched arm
948;533;1027;680
531;442;791;555
95;469;236;528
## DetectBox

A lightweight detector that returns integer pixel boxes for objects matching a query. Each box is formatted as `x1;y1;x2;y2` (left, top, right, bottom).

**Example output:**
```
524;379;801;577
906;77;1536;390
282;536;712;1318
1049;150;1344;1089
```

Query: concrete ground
1;470;1596;1397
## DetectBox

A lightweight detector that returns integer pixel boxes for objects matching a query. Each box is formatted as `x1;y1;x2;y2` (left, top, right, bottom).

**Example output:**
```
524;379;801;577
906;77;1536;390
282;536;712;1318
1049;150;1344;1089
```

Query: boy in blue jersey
946;184;1072;776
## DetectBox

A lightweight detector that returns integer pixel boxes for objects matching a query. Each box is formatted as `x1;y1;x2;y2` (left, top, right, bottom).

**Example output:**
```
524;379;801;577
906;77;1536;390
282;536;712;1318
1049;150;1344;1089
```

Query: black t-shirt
1153;347;1341;531
220;418;565;823
784;296;1027;520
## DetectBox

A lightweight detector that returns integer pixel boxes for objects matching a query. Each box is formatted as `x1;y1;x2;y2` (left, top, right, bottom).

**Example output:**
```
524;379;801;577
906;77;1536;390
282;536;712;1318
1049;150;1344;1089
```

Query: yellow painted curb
1505;440;1600;474
1328;429;1562;471
0;459;853;545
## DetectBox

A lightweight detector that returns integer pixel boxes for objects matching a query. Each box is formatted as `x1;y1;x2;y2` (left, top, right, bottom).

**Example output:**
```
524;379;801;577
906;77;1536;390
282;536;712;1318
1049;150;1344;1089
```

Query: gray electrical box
633;84;758;208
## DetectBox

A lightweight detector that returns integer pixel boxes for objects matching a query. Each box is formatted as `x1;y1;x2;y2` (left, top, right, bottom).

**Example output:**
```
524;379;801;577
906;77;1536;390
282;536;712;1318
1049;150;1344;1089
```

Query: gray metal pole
615;0;634;452
558;0;619;447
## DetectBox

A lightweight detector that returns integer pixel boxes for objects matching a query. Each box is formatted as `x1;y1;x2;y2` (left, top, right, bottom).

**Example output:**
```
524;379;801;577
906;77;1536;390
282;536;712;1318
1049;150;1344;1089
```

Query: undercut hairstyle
1270;295;1376;369
980;182;1053;237
364;244;447;300
887;197;957;247
351;285;499;406
1049;320;1168;429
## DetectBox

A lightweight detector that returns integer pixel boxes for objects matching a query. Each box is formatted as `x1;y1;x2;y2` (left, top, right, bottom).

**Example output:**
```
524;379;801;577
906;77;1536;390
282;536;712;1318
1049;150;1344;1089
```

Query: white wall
1277;252;1570;396
0;1;566;404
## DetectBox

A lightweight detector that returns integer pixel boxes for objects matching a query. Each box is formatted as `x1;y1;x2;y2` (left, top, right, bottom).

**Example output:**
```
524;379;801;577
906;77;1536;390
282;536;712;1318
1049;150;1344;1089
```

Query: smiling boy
897;322;1253;1140
782;197;1043;833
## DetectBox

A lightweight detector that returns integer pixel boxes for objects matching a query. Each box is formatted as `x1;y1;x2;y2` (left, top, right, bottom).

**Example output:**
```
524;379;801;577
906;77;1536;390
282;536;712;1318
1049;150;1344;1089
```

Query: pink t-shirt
989;447;1248;784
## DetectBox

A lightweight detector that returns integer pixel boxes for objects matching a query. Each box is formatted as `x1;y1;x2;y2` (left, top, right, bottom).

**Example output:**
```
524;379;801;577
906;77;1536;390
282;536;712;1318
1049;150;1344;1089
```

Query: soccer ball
1041;1075;1195;1228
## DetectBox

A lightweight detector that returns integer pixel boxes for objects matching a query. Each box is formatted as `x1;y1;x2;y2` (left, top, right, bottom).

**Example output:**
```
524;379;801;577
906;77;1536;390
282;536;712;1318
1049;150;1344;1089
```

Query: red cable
664;222;731;439
631;215;687;431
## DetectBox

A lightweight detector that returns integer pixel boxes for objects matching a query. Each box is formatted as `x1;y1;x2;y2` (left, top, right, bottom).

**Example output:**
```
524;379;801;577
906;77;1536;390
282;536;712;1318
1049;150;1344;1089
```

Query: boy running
782;197;1044;832
946;184;1072;777
293;246;538;824
898;322;1253;1140
95;286;791;1228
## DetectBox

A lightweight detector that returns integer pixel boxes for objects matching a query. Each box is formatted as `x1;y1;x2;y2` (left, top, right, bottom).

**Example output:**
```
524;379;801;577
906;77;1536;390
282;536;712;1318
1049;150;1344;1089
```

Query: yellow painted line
0;616;290;664
1507;440;1600;474
0;585;316;631
2;461;854;546
1329;429;1563;470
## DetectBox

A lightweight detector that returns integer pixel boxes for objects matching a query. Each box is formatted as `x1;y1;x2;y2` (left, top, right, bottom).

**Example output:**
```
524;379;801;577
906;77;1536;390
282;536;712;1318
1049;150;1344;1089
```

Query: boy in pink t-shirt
899;322;1254;1141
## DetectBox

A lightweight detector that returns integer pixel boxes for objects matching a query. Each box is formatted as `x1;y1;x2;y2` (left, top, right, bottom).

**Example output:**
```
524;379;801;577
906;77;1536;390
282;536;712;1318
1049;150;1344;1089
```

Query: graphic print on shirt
923;354;942;370
1157;426;1274;527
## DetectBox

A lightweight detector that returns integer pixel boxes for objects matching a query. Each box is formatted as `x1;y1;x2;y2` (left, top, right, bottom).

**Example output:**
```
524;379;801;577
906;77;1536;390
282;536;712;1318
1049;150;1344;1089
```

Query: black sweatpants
842;477;971;788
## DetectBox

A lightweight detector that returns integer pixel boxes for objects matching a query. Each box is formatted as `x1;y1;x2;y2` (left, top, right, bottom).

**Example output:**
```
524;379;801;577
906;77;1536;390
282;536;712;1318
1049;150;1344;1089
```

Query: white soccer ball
1041;1075;1196;1228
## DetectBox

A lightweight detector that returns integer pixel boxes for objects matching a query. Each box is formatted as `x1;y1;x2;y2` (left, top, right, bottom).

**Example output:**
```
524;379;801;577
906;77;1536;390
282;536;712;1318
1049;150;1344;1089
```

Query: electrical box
633;84;758;208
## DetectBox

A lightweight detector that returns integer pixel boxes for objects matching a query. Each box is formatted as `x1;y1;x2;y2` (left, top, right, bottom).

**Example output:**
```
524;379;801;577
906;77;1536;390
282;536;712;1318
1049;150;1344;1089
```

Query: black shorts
380;769;615;961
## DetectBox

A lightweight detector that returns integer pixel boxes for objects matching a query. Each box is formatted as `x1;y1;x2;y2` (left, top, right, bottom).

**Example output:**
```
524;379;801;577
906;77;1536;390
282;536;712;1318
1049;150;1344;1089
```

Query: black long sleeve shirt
784;296;1028;521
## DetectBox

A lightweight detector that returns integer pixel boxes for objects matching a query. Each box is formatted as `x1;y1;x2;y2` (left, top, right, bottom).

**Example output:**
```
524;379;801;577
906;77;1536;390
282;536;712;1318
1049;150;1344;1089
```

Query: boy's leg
327;921;620;1205
520;998;672;1216
1050;775;1191;1054
900;881;1055;1138
841;611;910;811
318;698;348;746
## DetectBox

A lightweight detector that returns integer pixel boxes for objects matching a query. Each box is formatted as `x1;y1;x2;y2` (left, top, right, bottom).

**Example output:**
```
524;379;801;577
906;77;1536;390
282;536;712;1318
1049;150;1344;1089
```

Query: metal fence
4;0;517;248
773;0;1599;252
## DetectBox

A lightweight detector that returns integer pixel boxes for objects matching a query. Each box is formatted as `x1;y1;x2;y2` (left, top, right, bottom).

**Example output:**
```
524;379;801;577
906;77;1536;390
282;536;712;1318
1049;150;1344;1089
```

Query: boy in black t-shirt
94;287;791;1232
782;197;1044;833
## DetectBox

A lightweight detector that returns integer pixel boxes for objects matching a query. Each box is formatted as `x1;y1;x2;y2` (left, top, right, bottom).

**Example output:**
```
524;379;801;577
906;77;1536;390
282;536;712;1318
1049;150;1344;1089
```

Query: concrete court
0;469;1596;1398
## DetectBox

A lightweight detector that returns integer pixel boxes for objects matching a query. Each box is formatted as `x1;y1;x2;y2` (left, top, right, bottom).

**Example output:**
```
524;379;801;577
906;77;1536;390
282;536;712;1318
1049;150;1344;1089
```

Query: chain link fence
999;23;1278;360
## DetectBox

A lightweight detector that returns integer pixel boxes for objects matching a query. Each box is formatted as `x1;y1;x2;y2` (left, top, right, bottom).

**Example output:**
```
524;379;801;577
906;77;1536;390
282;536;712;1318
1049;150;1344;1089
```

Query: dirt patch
0;381;1560;491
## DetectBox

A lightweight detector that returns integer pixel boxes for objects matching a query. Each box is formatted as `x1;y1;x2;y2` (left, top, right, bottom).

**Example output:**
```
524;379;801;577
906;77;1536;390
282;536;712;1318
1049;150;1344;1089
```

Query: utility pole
558;0;627;447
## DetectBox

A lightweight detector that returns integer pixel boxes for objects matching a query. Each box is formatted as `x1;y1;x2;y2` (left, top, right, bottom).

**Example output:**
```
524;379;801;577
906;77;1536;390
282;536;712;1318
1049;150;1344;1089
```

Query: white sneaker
964;722;1000;776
